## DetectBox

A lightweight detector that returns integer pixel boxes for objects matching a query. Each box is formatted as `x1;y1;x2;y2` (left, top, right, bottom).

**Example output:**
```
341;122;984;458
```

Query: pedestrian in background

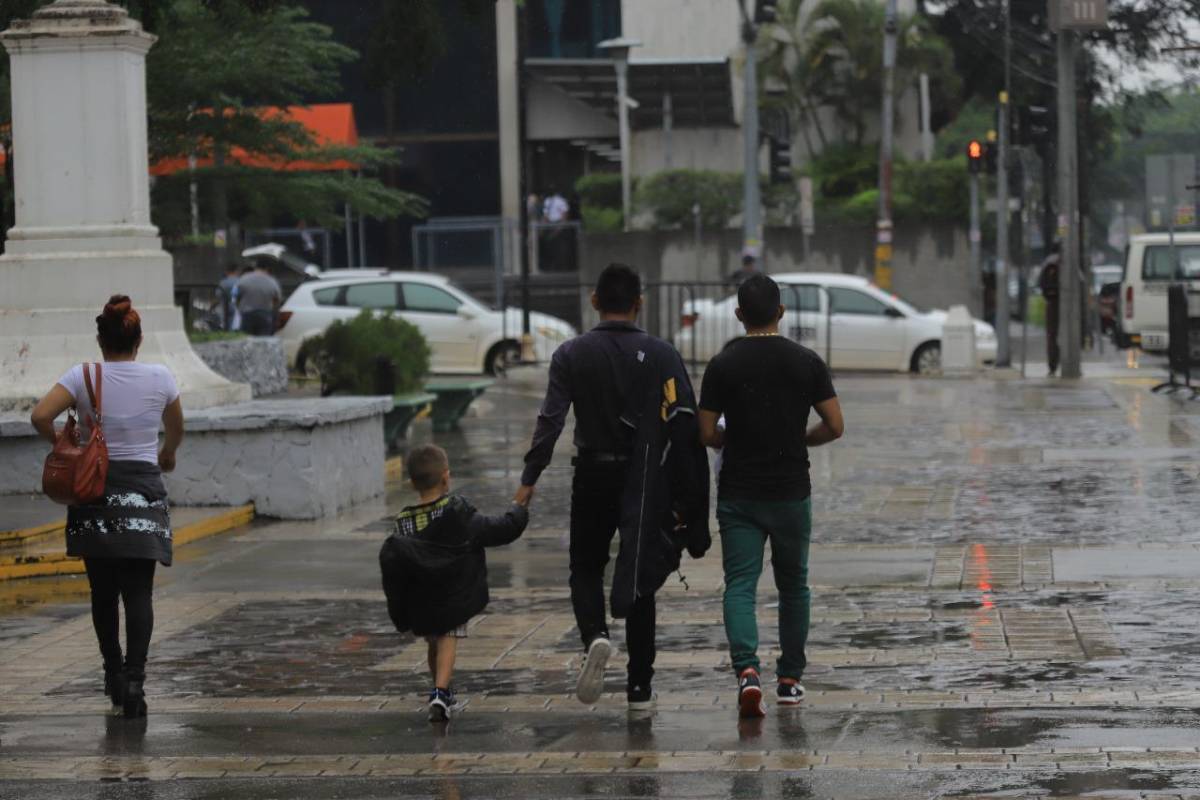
1039;243;1062;376
29;295;184;719
515;264;710;710
727;250;759;289
699;274;843;719
236;262;282;336
215;264;240;331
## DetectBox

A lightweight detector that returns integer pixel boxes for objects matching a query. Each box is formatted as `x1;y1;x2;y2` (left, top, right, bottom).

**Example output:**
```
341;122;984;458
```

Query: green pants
718;497;812;680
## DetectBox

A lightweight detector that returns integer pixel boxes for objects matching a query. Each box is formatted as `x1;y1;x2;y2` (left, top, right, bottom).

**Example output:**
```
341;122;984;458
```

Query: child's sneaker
428;688;456;722
777;678;806;705
737;668;766;718
576;636;612;705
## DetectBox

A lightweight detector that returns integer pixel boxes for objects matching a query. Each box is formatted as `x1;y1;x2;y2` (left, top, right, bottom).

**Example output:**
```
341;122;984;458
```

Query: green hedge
574;173;624;209
635;169;743;229
296;310;430;396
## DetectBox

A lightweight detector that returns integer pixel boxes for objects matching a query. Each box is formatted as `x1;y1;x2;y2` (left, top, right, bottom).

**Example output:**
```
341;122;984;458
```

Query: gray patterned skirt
66;460;173;566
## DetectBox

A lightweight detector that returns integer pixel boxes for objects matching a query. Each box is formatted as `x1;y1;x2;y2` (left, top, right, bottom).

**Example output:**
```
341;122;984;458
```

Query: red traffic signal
967;139;984;174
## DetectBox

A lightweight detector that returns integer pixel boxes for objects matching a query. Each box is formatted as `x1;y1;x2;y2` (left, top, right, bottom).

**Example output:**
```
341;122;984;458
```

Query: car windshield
446;281;491;311
878;289;926;314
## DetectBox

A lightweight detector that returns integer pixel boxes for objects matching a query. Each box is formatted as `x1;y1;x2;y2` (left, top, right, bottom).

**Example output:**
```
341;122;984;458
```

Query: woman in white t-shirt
30;295;185;720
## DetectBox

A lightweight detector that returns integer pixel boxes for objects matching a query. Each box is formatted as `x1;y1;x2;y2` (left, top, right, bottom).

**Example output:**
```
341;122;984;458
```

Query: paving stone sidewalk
4;369;1200;799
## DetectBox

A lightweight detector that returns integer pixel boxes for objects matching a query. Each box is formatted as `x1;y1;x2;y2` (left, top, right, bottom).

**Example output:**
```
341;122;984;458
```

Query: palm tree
758;0;829;159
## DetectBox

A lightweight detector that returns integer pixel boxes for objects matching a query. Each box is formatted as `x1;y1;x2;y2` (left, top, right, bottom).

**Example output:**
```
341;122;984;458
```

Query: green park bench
425;377;496;433
383;392;437;451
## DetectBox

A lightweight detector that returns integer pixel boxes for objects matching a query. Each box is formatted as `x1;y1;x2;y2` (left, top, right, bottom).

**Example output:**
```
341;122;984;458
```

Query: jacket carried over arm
379;495;528;637
610;334;711;619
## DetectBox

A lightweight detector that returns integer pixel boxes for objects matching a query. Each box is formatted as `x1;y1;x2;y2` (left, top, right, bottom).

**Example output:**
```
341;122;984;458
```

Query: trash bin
941;304;977;374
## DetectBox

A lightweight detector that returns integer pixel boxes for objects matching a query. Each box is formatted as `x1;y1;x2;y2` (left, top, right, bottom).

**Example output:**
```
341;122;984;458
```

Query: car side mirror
884;306;905;319
457;305;479;320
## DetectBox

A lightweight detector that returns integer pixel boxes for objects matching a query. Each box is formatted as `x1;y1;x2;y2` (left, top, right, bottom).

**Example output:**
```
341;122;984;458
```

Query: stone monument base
0;396;390;520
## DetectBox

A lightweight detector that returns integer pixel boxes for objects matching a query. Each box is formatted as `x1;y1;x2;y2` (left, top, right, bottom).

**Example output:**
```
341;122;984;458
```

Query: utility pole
1056;29;1082;378
995;0;1012;365
738;1;762;259
970;172;982;315
875;0;899;290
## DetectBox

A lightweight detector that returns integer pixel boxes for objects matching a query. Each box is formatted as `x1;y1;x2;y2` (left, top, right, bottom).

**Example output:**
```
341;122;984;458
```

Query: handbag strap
82;362;103;425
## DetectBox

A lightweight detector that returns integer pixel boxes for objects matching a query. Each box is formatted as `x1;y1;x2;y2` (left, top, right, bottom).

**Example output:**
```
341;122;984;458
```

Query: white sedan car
277;271;576;375
673;273;996;374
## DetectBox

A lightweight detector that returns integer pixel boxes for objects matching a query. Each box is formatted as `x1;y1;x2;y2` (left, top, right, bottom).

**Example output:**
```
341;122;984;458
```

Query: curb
0;519;64;546
0;504;255;582
385;455;404;482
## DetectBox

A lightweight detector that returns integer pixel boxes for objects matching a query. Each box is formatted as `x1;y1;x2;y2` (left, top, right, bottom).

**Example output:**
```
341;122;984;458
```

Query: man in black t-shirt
698;274;844;719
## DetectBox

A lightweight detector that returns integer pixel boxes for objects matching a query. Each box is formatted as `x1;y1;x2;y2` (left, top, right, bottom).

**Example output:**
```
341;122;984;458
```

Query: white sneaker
576;636;612;704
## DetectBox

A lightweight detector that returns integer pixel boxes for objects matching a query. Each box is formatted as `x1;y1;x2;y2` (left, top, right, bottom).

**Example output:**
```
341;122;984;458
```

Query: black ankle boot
123;679;147;718
103;666;126;708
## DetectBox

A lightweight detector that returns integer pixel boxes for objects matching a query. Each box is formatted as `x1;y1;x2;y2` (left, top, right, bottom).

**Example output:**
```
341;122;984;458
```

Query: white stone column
0;0;249;411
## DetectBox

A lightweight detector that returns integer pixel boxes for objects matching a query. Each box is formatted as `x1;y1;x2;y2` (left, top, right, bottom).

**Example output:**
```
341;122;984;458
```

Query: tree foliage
1;0;426;245
297;310;431;397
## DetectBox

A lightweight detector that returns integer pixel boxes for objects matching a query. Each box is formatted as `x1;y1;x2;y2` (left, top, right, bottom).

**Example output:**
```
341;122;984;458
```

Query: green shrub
574;173;624;209
582;205;623;232
636;169;743;229
297;310;431;396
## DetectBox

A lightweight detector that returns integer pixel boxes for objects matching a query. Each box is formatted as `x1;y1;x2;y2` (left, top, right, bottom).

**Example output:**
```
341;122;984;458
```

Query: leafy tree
636;170;744;229
761;0;959;148
1;0;425;249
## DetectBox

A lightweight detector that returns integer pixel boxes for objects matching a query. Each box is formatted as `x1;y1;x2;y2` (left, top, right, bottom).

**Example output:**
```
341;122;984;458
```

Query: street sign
798;177;815;236
1048;0;1107;30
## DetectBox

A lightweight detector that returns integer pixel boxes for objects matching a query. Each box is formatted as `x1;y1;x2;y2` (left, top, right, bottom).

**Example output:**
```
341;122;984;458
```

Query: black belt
573;450;632;465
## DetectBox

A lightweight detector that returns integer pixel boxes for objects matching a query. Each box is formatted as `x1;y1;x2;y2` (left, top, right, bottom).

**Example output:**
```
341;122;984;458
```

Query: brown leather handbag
42;363;109;505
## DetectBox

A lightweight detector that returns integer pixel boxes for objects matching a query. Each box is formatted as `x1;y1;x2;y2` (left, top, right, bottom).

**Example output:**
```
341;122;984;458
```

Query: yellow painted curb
0;519;65;545
385;456;405;482
0;504;255;582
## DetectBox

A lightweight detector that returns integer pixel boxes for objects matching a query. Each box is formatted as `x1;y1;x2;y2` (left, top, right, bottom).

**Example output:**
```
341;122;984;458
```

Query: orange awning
150;103;360;176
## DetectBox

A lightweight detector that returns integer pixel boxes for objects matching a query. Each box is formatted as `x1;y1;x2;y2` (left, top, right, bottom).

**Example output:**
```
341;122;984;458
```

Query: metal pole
875;0;898;290
740;6;762;257
1057;29;1082;378
663;92;673;171
344;203;353;268
995;0;1012;365
615;57;633;232
969;173;982;316
919;73;933;162
357;195;367;267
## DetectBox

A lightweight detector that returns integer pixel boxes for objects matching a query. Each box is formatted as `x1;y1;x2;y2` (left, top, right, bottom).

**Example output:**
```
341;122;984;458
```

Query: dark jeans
84;558;157;681
569;461;656;689
240;309;275;336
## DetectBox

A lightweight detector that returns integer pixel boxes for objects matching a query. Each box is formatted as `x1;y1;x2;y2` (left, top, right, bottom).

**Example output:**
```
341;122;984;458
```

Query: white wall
621;0;740;60
632;127;751;176
526;78;618;140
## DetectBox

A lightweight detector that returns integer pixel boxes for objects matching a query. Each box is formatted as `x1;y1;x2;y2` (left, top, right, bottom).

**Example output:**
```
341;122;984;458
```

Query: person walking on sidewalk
1039;243;1062;376
515;264;710;710
236;263;282;336
698;274;844;718
30;296;184;719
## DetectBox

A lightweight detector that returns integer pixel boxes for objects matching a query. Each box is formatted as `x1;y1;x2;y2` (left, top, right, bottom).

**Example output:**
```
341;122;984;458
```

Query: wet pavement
5;360;1200;798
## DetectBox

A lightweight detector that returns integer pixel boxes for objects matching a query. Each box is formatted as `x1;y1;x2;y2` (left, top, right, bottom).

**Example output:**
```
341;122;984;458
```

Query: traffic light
967;139;983;174
769;137;792;184
1016;104;1055;147
983;140;998;175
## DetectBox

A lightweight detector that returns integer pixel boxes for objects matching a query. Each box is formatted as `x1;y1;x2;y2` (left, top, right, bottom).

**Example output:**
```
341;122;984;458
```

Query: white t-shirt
58;362;180;464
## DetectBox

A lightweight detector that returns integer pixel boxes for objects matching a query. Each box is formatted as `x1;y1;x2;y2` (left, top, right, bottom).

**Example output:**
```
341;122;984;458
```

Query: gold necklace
745;332;780;338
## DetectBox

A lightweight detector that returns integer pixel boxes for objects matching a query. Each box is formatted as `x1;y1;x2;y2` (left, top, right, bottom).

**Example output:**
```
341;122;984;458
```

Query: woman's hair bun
96;295;142;353
103;295;134;319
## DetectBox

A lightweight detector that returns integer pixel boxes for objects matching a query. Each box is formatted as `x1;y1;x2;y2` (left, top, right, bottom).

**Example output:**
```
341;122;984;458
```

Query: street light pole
598;37;641;233
995;0;1012;366
875;0;899;290
1057;28;1082;378
738;2;762;258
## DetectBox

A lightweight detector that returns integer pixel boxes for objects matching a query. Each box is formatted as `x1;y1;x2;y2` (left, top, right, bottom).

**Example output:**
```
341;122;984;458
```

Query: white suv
277;271;576;375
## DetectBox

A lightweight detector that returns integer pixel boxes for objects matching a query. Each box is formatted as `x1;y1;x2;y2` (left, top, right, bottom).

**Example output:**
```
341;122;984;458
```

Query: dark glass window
527;0;621;58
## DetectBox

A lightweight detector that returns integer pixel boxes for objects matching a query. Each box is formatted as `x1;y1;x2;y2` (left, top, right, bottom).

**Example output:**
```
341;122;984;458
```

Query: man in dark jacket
1039;243;1061;376
380;445;528;721
515;263;710;710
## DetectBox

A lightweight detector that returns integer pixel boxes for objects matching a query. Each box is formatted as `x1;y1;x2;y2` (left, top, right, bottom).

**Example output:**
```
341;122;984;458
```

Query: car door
779;283;827;357
398;282;479;372
826;287;907;369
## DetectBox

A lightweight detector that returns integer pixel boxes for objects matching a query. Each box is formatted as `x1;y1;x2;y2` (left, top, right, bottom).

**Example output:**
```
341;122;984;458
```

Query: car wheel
485;341;522;376
911;342;942;376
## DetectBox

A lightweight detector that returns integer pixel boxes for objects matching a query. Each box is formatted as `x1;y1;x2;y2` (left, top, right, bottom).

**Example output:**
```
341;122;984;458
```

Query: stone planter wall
193;337;288;398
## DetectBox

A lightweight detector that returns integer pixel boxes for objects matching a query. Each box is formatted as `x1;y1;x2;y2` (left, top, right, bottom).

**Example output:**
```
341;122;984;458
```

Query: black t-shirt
700;336;836;501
